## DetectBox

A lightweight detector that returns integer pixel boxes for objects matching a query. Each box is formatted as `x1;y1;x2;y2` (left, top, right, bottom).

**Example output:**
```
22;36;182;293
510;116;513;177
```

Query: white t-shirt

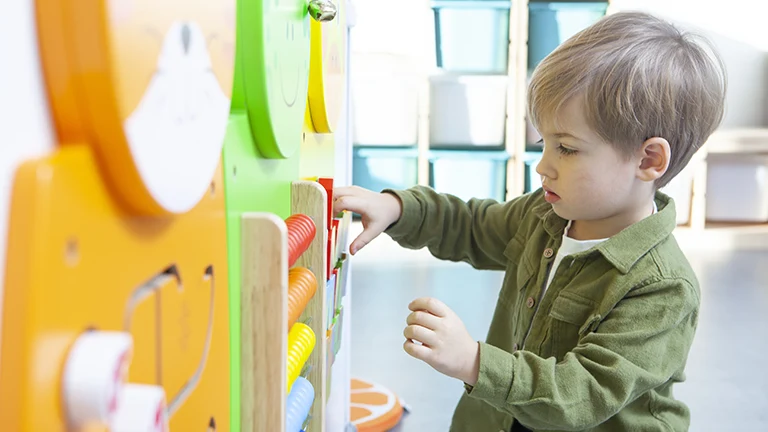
543;202;658;293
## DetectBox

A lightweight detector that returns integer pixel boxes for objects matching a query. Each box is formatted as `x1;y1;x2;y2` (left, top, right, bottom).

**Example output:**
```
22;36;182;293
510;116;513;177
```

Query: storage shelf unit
351;0;612;202
350;1;768;243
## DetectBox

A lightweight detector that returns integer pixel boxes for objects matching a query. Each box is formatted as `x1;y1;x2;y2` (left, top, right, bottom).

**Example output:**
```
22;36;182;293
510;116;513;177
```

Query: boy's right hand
333;186;403;255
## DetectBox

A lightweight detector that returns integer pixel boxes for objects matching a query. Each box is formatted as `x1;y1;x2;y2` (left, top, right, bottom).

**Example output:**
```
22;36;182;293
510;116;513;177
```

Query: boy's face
535;95;652;234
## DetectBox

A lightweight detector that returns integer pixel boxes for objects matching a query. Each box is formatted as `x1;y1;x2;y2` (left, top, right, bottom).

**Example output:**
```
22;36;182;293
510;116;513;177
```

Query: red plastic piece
318;178;334;230
286;214;316;268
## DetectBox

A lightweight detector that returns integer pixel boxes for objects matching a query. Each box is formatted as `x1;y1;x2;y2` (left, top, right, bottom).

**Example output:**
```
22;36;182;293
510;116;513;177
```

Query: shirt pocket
499;236;534;307
547;291;601;361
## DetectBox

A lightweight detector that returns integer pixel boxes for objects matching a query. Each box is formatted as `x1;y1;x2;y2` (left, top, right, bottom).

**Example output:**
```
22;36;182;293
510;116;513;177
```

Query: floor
348;223;768;431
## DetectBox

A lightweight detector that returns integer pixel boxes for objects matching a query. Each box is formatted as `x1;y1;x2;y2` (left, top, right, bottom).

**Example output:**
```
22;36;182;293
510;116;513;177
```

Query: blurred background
346;0;768;430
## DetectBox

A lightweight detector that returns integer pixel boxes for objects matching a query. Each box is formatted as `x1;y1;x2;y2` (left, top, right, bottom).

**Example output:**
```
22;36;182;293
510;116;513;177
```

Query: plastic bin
705;153;768;222
431;0;512;73
352;147;419;193
429;73;508;148
351;54;420;146
429;150;508;202
528;2;608;70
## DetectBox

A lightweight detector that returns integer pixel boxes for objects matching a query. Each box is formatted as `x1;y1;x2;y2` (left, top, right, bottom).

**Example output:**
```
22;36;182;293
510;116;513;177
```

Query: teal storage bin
528;2;608;70
429;150;508;202
431;1;512;73
353;147;419;193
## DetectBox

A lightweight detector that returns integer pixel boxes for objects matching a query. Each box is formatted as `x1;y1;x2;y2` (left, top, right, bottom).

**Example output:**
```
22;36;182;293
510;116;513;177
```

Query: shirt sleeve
466;277;699;430
382;186;537;271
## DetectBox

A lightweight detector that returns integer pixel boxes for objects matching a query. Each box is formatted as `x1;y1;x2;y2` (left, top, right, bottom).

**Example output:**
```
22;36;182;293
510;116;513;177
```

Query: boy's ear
636;137;671;182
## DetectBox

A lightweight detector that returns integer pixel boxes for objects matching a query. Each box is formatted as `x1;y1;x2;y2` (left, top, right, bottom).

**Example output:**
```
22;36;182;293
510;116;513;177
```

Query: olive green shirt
384;186;699;432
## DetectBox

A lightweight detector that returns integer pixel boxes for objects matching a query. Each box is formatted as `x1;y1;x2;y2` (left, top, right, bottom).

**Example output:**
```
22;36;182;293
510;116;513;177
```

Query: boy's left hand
403;297;480;386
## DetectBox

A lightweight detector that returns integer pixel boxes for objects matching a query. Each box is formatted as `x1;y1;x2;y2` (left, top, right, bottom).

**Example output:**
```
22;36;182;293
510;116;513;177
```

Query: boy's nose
536;150;556;180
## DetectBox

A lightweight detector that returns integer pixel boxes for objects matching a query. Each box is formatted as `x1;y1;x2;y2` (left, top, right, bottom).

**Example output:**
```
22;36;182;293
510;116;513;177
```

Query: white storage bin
429;73;508;147
351;54;421;146
350;0;432;57
705;153;768;222
432;0;511;73
352;78;420;146
429;150;508;202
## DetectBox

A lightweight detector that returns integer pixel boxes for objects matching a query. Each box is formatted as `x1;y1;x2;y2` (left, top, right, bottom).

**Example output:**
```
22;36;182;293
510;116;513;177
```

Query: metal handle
308;0;337;22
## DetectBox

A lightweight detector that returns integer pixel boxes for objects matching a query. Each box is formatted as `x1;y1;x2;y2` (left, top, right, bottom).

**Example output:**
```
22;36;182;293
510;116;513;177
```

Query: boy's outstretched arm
407;279;699;431
335;185;535;270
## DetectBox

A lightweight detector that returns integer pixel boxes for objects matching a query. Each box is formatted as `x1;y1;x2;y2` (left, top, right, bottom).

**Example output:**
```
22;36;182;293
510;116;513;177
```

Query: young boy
334;11;726;432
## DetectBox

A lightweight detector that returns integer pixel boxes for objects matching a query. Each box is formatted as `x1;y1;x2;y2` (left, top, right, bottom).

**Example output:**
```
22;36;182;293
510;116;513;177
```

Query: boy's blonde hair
528;11;727;187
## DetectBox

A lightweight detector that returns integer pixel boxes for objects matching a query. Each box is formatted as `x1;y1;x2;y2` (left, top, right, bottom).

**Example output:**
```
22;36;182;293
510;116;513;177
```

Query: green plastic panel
227;0;312;425
236;0;312;159
223;114;300;432
226;1;344;428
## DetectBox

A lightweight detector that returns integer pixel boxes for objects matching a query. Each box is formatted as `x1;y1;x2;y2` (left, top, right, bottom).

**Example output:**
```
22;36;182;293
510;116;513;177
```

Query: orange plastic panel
0;146;230;432
36;0;236;215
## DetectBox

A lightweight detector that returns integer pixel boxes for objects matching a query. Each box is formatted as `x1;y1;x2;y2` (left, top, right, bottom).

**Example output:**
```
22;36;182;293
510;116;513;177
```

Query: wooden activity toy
2;0;235;429
1;0;354;430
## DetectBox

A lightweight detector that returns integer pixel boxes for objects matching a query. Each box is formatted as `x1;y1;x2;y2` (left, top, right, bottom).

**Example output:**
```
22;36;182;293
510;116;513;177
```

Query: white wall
612;0;768;127
0;0;57;370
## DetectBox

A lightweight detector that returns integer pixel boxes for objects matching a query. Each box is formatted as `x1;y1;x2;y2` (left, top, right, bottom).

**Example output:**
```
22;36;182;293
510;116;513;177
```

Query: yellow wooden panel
0;145;230;432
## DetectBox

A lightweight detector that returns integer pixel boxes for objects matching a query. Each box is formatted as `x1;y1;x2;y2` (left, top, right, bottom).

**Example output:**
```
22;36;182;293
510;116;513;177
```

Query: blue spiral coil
286;376;315;432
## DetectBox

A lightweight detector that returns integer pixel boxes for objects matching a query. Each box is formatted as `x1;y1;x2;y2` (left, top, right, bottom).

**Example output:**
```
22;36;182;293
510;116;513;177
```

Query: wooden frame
291;180;329;432
240;180;329;432
241;213;288;432
506;0;530;199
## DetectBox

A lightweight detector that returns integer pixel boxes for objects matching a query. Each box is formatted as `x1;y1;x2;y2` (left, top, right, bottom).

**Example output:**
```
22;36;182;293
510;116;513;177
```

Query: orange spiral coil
286;322;316;393
287;267;317;331
285;214;316;268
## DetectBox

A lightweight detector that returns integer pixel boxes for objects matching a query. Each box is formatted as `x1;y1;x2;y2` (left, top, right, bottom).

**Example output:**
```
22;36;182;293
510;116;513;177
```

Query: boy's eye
557;144;578;156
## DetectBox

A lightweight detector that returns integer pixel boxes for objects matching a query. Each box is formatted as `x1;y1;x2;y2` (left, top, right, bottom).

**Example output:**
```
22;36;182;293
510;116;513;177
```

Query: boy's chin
549;203;570;219
550;205;591;223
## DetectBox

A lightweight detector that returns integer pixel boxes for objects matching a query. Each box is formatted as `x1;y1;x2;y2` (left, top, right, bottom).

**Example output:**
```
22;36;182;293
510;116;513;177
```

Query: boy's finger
408;297;448;317
332;186;360;198
333;194;365;215
349;223;384;255
406;310;441;330
403;339;431;362
403;324;437;347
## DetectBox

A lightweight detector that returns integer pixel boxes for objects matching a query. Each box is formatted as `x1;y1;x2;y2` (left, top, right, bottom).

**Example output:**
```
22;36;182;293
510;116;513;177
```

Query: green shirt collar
533;191;677;274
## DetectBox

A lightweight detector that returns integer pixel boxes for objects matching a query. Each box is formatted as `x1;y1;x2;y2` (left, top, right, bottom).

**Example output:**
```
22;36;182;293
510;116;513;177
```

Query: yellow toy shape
1;147;231;432
307;0;347;133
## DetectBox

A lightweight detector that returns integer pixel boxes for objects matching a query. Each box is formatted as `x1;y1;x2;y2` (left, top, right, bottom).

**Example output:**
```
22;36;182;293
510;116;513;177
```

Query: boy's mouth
543;186;561;204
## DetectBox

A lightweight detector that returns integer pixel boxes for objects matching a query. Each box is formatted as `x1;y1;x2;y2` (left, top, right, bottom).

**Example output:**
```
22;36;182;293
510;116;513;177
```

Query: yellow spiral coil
286;322;316;393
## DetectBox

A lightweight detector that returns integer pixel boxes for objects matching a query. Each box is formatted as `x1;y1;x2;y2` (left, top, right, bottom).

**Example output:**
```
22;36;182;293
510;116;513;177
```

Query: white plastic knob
110;384;169;432
62;331;133;428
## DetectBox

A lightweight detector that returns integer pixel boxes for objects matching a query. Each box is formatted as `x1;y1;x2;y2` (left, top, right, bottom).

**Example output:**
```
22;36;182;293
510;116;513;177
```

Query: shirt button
526;297;535;308
512;343;519;351
543;248;554;258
